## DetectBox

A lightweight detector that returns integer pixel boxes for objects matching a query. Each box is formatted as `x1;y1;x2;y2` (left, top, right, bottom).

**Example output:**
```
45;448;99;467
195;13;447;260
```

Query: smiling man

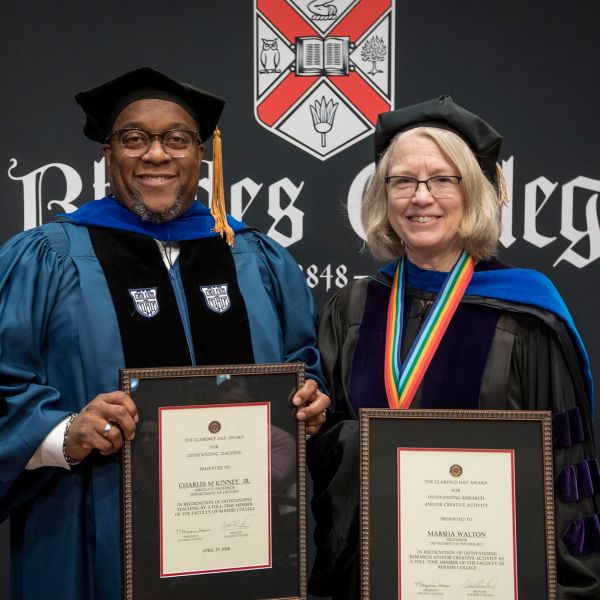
104;98;204;221
0;67;329;600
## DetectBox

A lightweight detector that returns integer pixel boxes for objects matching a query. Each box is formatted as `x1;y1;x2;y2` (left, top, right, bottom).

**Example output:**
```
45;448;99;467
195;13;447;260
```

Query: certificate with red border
359;409;556;600
397;448;517;599
120;364;308;600
159;402;271;577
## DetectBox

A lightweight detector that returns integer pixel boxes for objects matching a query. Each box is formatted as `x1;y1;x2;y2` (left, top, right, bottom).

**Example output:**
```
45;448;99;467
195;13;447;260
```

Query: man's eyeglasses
106;128;200;158
385;175;462;199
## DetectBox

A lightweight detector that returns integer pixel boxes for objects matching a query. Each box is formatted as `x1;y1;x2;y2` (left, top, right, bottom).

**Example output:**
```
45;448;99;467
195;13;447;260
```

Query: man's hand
66;392;138;460
292;379;330;435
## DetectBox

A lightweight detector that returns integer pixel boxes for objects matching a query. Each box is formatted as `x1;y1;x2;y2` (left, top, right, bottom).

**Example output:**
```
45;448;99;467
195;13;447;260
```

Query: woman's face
386;131;464;271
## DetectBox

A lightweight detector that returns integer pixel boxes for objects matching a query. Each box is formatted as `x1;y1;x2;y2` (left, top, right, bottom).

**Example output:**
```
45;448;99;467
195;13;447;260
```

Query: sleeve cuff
25;415;72;470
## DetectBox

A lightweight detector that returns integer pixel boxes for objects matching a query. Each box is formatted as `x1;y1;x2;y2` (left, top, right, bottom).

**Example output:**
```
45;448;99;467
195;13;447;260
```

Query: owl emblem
260;38;281;74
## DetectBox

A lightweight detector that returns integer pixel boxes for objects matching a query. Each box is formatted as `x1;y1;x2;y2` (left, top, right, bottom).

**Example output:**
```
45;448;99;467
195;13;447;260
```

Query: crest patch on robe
200;284;231;313
128;287;159;318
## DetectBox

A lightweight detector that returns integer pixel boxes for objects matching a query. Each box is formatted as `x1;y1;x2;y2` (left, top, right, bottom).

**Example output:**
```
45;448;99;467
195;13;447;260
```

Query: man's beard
131;193;185;223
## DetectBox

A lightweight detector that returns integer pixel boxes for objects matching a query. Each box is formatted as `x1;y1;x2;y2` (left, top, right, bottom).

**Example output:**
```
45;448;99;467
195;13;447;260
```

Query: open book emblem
254;0;395;161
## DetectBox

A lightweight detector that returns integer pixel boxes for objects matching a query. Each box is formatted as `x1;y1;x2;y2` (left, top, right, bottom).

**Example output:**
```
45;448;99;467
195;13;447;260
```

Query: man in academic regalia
0;67;329;600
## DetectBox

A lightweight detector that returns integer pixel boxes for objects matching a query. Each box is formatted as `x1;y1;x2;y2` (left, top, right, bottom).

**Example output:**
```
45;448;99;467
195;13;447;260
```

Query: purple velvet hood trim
563;514;600;557
556;458;600;503
553;407;590;449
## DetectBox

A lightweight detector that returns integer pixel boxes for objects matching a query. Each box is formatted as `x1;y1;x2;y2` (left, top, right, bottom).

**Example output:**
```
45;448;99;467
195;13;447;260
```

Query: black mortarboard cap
74;66;225;143
76;67;235;245
374;95;502;183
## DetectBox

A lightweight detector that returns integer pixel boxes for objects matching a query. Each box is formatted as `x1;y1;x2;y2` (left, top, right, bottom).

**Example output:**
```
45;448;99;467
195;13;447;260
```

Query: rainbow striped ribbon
384;251;475;409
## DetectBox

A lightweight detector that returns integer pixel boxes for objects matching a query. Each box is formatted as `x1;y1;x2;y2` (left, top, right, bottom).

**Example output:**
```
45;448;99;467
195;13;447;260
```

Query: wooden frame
121;363;307;600
360;409;556;600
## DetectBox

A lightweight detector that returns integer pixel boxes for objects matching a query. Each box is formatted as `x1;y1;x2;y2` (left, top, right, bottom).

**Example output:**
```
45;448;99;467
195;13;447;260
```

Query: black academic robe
309;268;600;600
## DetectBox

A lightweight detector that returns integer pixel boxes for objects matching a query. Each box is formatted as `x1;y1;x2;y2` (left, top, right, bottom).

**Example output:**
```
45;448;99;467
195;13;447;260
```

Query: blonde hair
362;127;501;262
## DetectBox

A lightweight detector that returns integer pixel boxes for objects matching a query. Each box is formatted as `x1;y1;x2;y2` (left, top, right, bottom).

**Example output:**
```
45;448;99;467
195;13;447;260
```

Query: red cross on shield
254;0;395;160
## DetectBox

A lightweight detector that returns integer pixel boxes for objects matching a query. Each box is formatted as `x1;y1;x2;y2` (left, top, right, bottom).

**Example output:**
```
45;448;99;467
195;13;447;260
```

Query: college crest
200;284;231;314
128;288;159;318
254;0;394;160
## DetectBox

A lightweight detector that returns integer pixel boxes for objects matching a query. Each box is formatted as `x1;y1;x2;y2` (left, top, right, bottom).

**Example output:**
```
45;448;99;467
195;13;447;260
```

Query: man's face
103;99;204;222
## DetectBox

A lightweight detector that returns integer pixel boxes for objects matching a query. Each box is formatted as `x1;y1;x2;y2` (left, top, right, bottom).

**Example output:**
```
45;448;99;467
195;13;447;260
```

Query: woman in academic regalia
308;95;600;599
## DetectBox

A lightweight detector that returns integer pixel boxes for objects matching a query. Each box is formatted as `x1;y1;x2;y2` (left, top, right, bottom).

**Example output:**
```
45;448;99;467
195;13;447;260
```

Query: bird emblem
259;38;281;74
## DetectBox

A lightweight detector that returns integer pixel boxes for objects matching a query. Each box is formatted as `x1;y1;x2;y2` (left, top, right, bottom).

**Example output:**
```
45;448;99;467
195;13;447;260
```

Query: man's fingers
66;391;138;459
292;379;318;407
88;392;137;440
305;408;328;432
102;404;136;441
295;389;330;420
98;422;124;454
101;391;138;422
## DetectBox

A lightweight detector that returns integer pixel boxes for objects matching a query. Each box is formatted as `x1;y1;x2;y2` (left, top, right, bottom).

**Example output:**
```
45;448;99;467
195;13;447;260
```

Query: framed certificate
360;409;556;600
120;363;307;600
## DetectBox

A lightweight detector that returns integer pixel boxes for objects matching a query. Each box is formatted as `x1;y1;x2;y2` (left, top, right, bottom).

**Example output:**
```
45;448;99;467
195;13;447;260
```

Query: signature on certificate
219;512;255;531
462;576;499;589
412;581;451;589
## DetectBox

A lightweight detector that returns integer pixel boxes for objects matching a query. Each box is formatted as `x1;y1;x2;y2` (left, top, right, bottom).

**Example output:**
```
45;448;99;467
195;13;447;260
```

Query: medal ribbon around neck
384;251;475;409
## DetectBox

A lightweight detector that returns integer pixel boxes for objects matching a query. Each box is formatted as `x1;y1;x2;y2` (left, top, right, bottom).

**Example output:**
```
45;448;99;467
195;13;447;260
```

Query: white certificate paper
159;402;271;577
397;448;517;599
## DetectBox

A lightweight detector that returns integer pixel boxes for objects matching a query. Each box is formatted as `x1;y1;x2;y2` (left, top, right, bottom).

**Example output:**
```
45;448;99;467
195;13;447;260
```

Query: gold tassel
210;127;235;246
495;163;509;207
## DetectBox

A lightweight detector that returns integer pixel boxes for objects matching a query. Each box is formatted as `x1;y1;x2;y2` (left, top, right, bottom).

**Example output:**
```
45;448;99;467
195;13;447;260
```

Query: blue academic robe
0;198;325;599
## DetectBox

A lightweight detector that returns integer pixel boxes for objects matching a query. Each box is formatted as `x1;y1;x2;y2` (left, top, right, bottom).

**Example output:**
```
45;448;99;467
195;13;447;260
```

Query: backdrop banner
2;1;600;597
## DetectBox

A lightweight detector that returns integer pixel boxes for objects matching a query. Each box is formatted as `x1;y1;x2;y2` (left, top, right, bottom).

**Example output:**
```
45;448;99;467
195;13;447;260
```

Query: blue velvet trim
562;513;600;556
555;458;600;502
57;196;247;242
381;258;594;413
553;407;589;448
